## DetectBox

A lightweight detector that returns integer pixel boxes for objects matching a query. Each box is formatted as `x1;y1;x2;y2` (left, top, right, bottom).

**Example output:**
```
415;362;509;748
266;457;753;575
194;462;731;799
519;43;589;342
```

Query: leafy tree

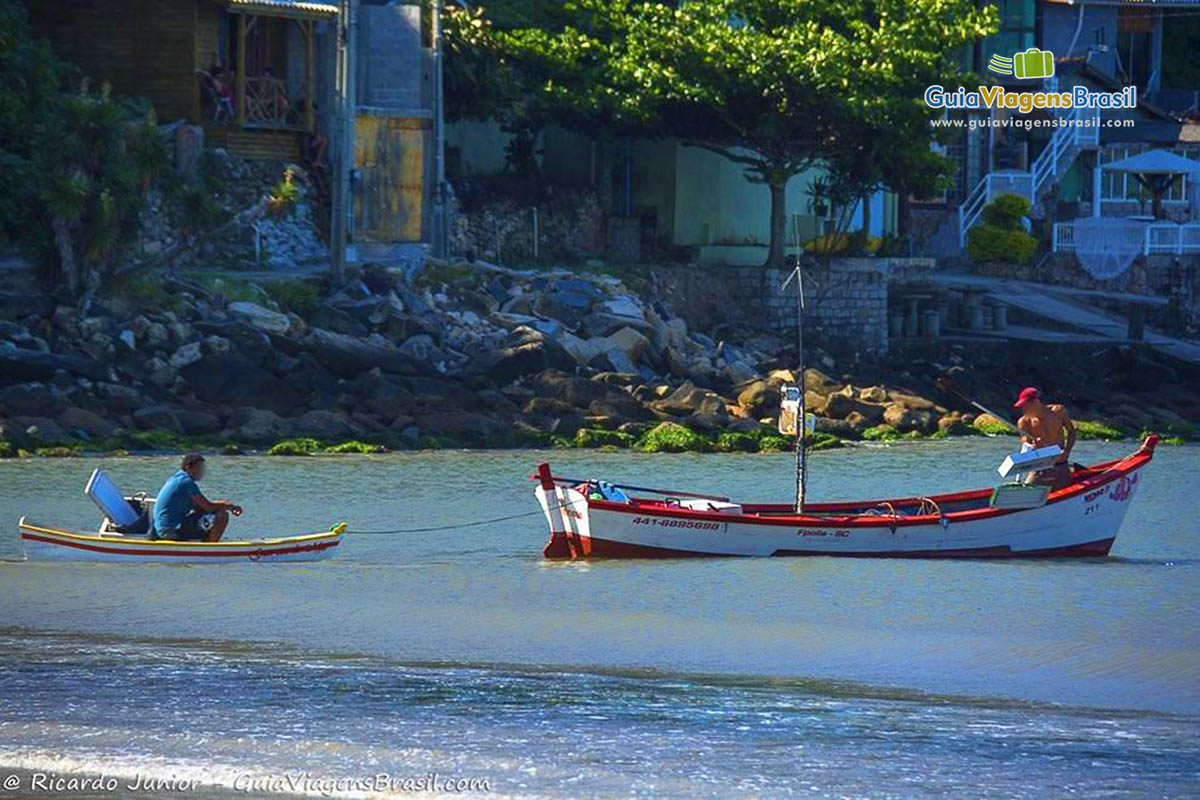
493;0;997;267
0;0;165;304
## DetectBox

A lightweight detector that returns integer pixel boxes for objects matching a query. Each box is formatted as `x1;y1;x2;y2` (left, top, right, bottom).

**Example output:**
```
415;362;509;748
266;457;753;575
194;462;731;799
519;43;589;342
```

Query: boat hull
536;439;1156;560
18;521;346;563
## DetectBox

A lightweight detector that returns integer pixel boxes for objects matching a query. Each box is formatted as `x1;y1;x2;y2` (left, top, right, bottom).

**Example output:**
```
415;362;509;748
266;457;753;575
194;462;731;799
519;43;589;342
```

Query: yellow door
353;115;427;242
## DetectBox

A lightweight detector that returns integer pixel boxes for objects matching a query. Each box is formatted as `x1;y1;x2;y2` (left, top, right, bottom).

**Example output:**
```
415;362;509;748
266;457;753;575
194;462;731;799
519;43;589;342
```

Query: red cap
1014;387;1040;408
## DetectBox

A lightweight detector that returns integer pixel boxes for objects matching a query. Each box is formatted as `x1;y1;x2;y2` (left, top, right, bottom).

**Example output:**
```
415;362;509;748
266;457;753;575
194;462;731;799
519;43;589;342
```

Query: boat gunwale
579;443;1155;530
17;520;347;547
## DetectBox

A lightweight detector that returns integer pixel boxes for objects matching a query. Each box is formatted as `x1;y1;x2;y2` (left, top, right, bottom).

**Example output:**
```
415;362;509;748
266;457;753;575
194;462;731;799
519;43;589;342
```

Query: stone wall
715;258;934;358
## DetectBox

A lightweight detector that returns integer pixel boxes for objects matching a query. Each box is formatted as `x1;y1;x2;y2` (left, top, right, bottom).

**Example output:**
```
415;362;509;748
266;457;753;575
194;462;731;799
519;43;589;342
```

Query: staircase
204;126;303;161
958;104;1101;247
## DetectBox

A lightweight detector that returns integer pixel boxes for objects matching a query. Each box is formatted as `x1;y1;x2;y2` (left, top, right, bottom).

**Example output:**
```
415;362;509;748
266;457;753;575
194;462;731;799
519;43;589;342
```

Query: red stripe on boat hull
20;532;340;559
565;534;1115;560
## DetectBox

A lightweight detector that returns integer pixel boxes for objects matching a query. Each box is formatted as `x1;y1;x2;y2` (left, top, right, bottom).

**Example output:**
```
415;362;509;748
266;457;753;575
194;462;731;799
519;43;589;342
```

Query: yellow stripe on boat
19;521;347;546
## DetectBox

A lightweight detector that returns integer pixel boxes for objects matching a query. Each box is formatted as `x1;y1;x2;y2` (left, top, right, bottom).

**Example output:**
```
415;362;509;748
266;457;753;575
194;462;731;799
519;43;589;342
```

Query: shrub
636;422;711;453
265;280;322;317
968;194;1038;264
803;232;881;256
981;193;1030;228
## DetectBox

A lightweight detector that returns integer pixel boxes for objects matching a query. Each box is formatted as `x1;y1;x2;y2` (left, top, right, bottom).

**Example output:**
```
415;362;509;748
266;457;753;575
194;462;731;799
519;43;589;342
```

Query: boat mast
783;265;806;512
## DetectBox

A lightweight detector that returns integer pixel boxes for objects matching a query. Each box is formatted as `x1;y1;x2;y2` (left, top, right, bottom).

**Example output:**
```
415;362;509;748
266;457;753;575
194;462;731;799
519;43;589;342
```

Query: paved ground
932;273;1200;365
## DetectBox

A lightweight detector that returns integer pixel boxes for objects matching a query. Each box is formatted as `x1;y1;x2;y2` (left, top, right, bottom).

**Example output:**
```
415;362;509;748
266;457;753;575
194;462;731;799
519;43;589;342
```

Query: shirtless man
1014;387;1077;489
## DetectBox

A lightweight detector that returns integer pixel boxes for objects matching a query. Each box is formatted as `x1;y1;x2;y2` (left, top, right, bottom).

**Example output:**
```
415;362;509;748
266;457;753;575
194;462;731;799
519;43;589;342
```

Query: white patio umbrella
1104;149;1200;219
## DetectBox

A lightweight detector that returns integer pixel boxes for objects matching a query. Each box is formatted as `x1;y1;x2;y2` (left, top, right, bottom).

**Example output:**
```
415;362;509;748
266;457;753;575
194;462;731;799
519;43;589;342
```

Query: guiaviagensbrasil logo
988;48;1055;80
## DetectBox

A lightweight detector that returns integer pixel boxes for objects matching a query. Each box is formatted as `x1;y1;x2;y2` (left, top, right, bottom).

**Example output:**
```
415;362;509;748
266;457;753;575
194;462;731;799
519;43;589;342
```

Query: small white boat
18;520;346;563
534;436;1159;560
17;469;345;563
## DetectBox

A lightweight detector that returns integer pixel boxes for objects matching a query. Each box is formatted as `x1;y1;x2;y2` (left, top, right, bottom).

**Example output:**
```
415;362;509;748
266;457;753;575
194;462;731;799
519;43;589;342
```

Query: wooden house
28;0;338;161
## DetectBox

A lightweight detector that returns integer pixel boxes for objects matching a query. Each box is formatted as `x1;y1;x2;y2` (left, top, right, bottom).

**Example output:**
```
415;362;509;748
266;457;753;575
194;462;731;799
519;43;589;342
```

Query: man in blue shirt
152;453;243;541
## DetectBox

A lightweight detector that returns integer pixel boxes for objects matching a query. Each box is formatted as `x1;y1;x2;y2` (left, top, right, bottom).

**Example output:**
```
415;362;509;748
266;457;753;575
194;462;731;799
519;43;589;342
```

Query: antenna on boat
781;264;807;512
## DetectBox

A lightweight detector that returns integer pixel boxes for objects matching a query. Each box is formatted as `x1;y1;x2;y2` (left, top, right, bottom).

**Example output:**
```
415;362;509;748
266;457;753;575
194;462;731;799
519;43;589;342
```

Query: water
0;440;1197;798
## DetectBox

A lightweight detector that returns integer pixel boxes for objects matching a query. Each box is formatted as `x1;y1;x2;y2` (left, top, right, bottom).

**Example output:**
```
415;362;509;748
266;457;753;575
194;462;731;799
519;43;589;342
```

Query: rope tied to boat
347;502;570;535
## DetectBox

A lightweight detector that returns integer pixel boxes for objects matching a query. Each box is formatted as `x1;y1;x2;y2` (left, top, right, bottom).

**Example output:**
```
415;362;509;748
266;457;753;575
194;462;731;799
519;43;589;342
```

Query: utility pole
431;0;448;258
330;0;356;283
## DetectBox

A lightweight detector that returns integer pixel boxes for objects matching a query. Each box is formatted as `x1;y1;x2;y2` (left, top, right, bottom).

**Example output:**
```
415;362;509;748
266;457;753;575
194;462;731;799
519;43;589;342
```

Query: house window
1100;145;1199;203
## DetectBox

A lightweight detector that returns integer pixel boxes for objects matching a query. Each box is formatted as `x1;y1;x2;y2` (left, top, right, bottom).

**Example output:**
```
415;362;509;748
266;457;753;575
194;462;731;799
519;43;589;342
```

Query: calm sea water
0;440;1197;798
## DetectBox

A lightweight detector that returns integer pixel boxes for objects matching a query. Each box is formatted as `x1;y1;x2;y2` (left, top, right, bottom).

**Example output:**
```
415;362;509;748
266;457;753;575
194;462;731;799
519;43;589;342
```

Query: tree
495;0;997;267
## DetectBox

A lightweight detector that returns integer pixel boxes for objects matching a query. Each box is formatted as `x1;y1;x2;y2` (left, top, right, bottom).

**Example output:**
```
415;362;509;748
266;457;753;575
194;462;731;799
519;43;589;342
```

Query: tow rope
347;503;567;535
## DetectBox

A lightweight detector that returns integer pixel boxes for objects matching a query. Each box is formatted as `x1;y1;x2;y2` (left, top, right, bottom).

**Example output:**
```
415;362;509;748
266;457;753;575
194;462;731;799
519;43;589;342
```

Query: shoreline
0;421;1190;460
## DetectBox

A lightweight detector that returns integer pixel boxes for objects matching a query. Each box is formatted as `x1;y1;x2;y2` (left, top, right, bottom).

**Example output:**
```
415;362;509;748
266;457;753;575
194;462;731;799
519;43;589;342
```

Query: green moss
757;434;791;452
1161;436;1186;446
808;431;844;451
0;440;14;458
1074;420;1127;441
862;424;901;442
549;435;574;449
574;428;635;448
267;437;322;456
220;443;246;455
34;445;82;457
715;431;759;452
598;444;620;453
636;422;712;453
323;440;387;454
1141;423;1200;442
973;418;1016;436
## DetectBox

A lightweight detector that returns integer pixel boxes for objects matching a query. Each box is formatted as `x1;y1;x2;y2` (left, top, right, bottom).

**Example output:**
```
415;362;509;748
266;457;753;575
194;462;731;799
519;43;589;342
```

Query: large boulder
228;407;293;444
652;381;725;417
175;408;221;436
473;326;575;385
530;369;610;409
0;343;109;382
180;354;300;415
227;301;291;335
93;382;150;415
133;405;184;434
820;391;885;423
0;383;70;417
303;327;431;378
883;402;934;433
292;409;363;440
10;416;74;446
58;406;117;439
415;410;515;446
600;327;651;363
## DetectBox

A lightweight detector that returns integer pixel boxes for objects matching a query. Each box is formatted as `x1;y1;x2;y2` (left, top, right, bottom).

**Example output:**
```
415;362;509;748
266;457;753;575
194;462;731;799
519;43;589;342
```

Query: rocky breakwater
1;260;1189;458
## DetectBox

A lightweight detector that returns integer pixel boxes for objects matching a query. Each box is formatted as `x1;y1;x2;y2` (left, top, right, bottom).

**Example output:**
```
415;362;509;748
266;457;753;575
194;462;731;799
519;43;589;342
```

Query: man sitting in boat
152;453;243;542
1014;387;1077;490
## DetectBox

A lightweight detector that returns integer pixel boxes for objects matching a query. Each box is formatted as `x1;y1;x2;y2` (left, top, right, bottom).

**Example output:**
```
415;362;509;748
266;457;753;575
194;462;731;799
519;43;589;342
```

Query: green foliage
574;428;634;448
968;194;1038;264
483;0;997;267
981;193;1031;228
862;424;902;442
967;225;1038;264
267;168;301;216
757;434;792;453
265;280;322;317
635;422;712;453
973;415;1016;436
0;439;15;458
1074;420;1127;441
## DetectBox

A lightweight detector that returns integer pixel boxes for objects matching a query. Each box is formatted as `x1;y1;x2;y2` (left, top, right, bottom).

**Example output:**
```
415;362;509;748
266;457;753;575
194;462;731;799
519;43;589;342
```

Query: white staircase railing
959;105;1101;248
